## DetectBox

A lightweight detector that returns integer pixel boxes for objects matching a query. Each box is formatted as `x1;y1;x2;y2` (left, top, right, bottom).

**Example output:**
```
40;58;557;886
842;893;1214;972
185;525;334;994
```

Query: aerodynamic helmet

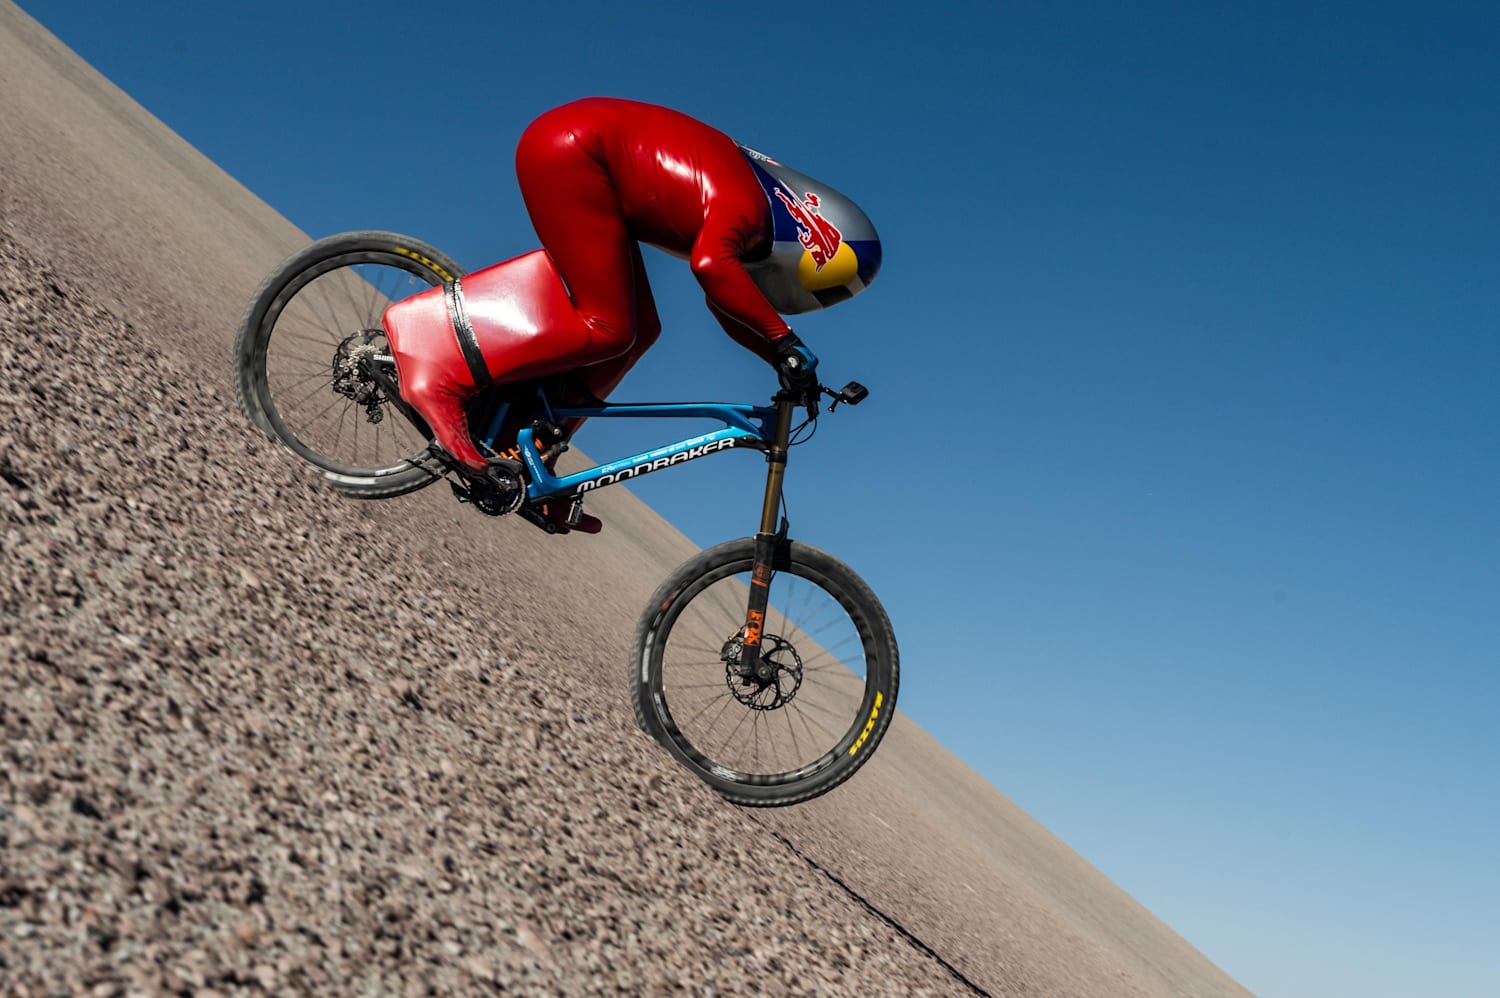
738;146;881;315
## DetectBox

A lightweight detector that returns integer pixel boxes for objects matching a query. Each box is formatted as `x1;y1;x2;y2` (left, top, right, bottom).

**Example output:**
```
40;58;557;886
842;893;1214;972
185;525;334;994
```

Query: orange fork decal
743;608;765;647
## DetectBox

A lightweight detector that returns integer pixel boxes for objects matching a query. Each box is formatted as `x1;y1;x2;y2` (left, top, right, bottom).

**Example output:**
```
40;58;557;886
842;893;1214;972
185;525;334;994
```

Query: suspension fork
737;395;797;680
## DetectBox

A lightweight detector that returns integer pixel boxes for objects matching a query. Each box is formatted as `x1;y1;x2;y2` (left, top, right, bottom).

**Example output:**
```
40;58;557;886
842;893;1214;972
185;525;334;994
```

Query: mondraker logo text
576;438;738;493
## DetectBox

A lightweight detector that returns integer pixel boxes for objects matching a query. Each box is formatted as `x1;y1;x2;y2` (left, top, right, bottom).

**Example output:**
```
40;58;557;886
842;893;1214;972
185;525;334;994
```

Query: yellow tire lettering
393;246;456;283
848;691;884;756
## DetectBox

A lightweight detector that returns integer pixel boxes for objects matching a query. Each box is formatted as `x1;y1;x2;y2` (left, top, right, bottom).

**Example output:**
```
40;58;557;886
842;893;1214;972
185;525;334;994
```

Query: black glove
774;333;820;396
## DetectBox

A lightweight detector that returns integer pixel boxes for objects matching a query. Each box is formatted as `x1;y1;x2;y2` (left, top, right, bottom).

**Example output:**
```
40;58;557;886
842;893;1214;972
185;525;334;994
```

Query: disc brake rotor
721;633;803;710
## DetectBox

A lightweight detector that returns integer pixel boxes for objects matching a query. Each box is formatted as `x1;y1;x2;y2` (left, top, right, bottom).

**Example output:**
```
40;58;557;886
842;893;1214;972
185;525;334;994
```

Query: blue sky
18;2;1498;994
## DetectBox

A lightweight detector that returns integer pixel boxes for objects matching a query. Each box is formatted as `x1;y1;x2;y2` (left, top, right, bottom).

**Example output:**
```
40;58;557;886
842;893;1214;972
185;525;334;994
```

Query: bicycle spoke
351;399;361;467
782;701;804;767
332;397;349;455
792;699;841;742
303;387;352;429
306;284;350;342
714;702;756;760
279;376;340;416
679;688;736;732
267;370;335;392
338;266;370;329
673;642;730;657
272;323;343;351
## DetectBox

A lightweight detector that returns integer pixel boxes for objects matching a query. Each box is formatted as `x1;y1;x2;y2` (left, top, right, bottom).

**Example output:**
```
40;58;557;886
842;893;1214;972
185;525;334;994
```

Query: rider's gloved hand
774;333;819;397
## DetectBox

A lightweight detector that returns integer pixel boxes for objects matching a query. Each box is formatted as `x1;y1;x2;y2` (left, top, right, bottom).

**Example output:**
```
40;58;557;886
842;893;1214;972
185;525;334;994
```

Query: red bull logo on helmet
738;144;880;314
772;189;844;272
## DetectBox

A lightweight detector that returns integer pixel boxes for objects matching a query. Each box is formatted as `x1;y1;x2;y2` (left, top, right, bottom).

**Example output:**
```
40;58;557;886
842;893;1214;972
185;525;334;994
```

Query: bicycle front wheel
632;538;899;807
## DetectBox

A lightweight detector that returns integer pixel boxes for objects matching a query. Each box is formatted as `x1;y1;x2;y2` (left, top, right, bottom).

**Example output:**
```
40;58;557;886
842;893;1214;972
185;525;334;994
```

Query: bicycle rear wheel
632;538;899;807
234;230;463;497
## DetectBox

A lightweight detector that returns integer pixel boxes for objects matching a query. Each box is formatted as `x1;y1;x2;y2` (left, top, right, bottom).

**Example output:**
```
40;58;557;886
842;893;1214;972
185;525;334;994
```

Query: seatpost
739;394;797;681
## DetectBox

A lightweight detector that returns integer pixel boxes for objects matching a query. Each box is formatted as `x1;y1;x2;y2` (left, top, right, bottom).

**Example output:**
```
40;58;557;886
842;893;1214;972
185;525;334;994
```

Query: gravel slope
0;226;969;994
1;3;1254;995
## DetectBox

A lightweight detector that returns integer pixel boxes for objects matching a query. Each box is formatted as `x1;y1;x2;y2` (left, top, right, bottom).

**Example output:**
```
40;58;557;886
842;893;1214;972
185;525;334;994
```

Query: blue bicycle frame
478;395;777;504
476;385;811;679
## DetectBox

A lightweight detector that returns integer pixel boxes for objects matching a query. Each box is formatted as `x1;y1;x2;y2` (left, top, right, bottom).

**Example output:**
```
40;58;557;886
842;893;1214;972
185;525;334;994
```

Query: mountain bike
233;231;898;806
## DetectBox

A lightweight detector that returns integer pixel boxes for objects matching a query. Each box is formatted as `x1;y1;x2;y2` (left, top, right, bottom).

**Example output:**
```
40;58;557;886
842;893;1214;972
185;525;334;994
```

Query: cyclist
382;97;881;532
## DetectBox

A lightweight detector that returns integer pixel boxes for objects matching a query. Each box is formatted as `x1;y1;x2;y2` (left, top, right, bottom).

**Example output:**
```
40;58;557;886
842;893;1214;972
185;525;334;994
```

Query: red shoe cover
381;285;488;469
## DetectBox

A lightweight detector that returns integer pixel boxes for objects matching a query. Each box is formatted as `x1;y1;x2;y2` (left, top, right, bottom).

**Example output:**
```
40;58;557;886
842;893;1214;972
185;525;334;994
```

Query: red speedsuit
383;97;792;471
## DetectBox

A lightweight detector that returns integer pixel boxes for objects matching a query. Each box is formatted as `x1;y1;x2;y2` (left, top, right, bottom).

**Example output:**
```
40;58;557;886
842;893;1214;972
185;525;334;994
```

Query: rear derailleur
331;329;390;424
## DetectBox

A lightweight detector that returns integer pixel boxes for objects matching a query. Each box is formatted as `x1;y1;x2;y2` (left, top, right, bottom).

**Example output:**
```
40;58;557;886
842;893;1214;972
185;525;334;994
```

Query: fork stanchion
758;395;795;535
739;395;798;678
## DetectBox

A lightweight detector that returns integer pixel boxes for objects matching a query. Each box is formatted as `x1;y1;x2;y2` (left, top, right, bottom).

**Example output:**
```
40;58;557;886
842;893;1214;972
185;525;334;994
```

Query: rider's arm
690;211;793;351
706;298;779;365
708;296;818;393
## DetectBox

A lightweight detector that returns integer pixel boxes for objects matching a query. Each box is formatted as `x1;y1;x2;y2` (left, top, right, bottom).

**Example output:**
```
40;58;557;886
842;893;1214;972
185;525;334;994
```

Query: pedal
566;496;585;527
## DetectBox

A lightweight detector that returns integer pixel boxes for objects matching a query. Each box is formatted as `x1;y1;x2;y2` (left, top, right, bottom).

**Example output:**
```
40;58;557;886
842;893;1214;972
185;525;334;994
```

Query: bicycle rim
649;555;884;789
